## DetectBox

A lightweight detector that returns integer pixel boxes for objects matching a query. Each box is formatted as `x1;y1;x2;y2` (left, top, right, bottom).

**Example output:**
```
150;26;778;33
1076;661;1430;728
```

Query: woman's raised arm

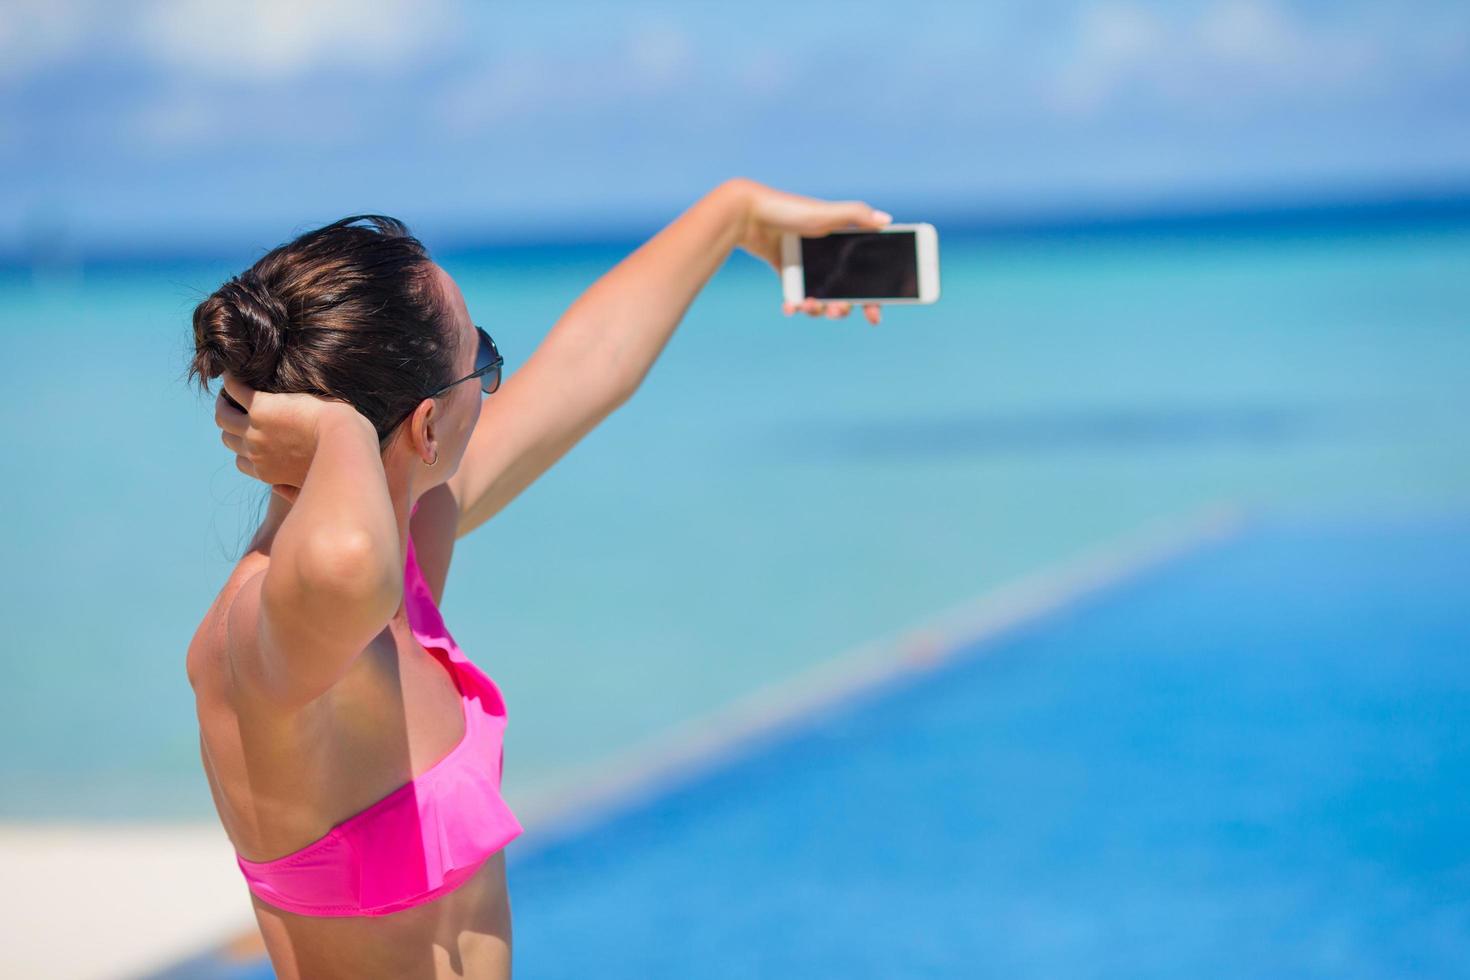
218;383;403;707
448;177;892;537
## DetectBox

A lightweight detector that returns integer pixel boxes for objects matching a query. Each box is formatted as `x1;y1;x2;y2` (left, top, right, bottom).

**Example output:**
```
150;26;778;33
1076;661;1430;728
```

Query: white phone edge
780;222;940;305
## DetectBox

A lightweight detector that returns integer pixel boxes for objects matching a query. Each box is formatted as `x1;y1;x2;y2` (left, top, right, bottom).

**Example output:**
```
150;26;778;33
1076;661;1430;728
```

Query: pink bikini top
234;503;523;917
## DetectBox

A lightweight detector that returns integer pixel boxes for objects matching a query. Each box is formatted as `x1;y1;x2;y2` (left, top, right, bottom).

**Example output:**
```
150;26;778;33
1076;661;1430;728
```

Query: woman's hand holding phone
214;372;370;503
731;179;891;325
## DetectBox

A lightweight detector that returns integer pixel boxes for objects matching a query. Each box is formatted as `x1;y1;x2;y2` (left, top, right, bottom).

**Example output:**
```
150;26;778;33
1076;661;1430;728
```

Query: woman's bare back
187;495;513;979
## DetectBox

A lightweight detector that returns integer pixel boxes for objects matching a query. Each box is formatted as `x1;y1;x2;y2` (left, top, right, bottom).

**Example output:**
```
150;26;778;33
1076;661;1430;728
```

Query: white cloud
432;22;700;139
625;21;694;87
1200;0;1296;64
0;0;465;83
133;88;222;149
1201;0;1377;82
134;0;463;81
1089;2;1166;63
735;48;795;97
434;53;558;136
1050;3;1166;114
0;0;96;79
1048;0;1386;117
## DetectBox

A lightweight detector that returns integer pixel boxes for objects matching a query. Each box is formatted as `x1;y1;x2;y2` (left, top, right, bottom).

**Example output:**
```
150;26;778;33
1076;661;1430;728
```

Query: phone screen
801;230;919;299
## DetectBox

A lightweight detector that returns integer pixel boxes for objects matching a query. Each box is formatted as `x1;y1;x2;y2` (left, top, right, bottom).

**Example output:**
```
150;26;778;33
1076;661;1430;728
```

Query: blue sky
3;0;1469;256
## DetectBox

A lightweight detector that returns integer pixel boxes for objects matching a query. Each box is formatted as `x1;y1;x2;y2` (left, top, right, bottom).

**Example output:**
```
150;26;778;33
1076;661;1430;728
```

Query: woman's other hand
214;372;366;503
729;178;891;326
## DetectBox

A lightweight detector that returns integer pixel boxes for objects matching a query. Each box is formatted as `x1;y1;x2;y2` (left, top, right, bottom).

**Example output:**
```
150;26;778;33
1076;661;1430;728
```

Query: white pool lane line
2;502;1243;980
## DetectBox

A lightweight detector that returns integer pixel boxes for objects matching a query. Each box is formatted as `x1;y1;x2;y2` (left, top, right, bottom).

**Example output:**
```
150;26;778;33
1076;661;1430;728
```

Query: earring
427;447;438;466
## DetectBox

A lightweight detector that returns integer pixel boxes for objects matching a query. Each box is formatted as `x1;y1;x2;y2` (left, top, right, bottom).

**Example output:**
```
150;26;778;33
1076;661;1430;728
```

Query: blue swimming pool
157;513;1470;978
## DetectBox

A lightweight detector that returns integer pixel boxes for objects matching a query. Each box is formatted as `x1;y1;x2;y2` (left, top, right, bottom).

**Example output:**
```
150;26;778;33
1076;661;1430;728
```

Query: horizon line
6;182;1470;275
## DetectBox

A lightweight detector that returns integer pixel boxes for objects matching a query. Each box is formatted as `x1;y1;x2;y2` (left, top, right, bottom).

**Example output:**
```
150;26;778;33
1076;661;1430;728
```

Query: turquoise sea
2;215;1468;821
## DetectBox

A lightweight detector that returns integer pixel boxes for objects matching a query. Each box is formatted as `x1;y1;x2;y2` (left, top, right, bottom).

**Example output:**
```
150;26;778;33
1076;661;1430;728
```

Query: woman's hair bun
190;271;292;387
184;213;455;449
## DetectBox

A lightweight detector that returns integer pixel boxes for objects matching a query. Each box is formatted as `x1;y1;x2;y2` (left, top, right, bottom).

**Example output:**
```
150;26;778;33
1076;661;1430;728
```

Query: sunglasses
218;325;504;428
431;324;503;398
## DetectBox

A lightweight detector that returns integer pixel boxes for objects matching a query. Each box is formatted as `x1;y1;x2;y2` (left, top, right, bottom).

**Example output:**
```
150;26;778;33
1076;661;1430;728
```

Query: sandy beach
0;822;255;979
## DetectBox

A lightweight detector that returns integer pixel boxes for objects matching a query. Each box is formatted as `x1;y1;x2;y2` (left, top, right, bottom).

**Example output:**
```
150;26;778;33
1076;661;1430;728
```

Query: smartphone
781;222;940;305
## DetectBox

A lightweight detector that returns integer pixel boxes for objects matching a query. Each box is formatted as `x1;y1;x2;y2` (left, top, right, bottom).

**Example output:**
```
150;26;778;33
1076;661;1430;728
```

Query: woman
185;177;891;979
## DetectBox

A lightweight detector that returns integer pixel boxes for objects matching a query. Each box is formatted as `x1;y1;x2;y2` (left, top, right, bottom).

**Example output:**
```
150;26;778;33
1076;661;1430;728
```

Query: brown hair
185;214;457;449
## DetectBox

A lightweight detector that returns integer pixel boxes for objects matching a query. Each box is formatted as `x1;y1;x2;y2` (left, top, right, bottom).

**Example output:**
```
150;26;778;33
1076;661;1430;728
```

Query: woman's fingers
780;297;880;323
219;372;253;414
810;201;891;236
215;389;248;434
782;298;826;317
